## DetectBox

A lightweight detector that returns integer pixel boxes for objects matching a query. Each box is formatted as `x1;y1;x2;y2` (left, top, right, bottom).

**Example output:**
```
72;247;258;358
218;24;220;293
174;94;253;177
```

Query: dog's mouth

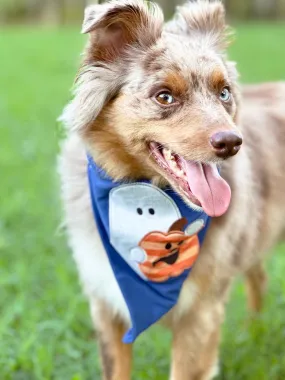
149;142;231;217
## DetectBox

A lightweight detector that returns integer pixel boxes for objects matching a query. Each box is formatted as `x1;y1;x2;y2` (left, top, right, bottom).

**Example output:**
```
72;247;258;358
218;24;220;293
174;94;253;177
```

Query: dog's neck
83;128;164;185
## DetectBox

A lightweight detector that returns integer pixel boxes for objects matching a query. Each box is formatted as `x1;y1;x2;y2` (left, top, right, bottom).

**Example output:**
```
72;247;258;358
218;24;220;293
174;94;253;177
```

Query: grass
0;23;285;380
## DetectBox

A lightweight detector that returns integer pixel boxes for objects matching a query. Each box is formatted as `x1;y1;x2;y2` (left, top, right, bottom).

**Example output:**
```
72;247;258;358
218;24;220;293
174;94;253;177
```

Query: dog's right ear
82;0;164;63
165;0;231;52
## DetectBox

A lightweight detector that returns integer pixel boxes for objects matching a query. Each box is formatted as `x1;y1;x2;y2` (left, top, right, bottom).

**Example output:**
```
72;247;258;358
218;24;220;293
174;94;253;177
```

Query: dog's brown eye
155;92;176;106
220;87;231;103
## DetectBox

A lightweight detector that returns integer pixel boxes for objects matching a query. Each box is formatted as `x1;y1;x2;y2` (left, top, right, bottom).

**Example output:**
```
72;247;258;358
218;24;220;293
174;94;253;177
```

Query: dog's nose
210;131;242;158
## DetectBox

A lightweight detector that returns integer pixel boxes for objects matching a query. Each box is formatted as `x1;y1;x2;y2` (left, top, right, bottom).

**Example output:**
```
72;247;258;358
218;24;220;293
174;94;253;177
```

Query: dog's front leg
245;262;267;313
90;299;133;380
170;299;225;380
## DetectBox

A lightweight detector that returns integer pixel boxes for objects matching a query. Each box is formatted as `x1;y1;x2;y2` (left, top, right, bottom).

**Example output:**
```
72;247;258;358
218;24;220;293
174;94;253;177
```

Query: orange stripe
141;254;198;277
141;239;188;251
140;261;156;268
147;276;169;283
140;248;169;257
141;232;185;243
179;240;199;255
140;245;199;270
140;237;198;257
140;247;198;267
140;241;168;251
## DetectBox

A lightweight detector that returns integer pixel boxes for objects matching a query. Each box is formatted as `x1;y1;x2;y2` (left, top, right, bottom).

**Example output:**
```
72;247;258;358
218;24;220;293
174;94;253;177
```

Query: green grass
0;23;285;380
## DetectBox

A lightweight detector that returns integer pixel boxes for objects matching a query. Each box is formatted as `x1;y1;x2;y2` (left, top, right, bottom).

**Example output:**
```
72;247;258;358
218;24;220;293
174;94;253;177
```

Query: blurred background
1;0;285;23
1;1;285;380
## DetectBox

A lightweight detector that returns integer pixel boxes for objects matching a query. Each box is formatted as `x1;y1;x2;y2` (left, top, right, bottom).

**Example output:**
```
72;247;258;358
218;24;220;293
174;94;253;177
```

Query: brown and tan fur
58;1;285;379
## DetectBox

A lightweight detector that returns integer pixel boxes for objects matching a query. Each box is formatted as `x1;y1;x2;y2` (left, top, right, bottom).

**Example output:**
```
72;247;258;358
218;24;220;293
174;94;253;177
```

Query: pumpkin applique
130;218;204;282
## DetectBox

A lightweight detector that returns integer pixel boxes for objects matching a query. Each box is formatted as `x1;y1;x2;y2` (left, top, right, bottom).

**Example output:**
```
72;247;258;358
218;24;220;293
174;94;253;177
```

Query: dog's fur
58;1;285;379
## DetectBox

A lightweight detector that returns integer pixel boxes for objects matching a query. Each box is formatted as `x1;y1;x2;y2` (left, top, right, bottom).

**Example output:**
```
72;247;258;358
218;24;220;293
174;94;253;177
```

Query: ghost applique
109;184;181;278
109;183;204;281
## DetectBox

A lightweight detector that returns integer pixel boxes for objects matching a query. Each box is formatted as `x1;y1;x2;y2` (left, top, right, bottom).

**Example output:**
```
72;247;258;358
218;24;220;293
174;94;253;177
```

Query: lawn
0;23;285;380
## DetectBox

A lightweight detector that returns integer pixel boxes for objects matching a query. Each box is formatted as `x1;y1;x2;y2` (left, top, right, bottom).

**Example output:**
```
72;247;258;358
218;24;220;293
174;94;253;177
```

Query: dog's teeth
162;148;172;161
169;160;178;170
162;148;186;179
162;148;176;162
177;169;185;177
171;165;183;176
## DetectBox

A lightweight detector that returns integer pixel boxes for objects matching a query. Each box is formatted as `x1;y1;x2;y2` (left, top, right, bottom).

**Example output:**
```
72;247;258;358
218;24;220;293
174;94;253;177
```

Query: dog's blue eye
220;87;231;102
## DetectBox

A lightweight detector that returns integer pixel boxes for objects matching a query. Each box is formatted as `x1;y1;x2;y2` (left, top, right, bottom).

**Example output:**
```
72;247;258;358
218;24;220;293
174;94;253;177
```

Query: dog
58;0;285;378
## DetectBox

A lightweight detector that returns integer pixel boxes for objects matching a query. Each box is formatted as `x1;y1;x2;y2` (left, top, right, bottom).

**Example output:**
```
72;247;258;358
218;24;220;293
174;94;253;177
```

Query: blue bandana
87;155;211;343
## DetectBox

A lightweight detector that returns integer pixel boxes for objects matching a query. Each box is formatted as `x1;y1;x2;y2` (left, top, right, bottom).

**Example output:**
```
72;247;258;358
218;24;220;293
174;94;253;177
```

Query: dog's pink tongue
182;160;231;217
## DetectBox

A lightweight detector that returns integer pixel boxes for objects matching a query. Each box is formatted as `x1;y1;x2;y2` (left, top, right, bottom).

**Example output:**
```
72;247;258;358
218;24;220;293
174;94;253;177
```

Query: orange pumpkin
138;228;200;282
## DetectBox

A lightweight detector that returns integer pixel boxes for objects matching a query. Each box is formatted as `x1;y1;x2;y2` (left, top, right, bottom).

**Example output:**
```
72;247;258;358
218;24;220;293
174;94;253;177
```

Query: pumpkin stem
168;217;188;232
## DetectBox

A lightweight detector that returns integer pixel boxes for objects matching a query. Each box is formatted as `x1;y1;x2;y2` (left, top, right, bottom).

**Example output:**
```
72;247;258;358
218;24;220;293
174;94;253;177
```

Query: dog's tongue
182;160;231;217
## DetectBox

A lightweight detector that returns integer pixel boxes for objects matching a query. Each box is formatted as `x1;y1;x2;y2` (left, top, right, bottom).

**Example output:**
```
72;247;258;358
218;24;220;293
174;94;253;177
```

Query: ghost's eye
149;208;155;215
177;241;183;246
137;208;143;215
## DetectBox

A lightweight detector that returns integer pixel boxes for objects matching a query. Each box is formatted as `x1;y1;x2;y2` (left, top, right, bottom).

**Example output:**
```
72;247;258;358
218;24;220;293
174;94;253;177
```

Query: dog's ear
60;0;163;132
82;0;164;63
166;0;231;51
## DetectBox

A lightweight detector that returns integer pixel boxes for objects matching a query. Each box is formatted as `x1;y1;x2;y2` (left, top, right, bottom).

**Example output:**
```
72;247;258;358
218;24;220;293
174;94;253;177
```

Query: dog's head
62;0;242;217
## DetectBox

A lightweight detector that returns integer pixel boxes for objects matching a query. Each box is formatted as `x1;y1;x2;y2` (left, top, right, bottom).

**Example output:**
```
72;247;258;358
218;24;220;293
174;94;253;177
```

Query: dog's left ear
60;0;164;133
166;0;231;52
82;0;164;63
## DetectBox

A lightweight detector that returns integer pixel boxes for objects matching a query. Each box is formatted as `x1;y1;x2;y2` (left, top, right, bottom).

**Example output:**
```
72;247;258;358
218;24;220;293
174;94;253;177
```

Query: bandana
87;155;211;343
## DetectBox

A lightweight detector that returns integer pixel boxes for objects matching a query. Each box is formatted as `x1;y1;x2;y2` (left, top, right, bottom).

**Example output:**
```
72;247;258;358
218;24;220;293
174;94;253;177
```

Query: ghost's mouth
149;142;231;217
153;250;179;266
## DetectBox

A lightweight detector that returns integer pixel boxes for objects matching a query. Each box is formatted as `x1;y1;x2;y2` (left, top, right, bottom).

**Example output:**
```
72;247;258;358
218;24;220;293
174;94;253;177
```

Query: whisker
147;151;153;160
144;140;191;149
145;141;187;160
